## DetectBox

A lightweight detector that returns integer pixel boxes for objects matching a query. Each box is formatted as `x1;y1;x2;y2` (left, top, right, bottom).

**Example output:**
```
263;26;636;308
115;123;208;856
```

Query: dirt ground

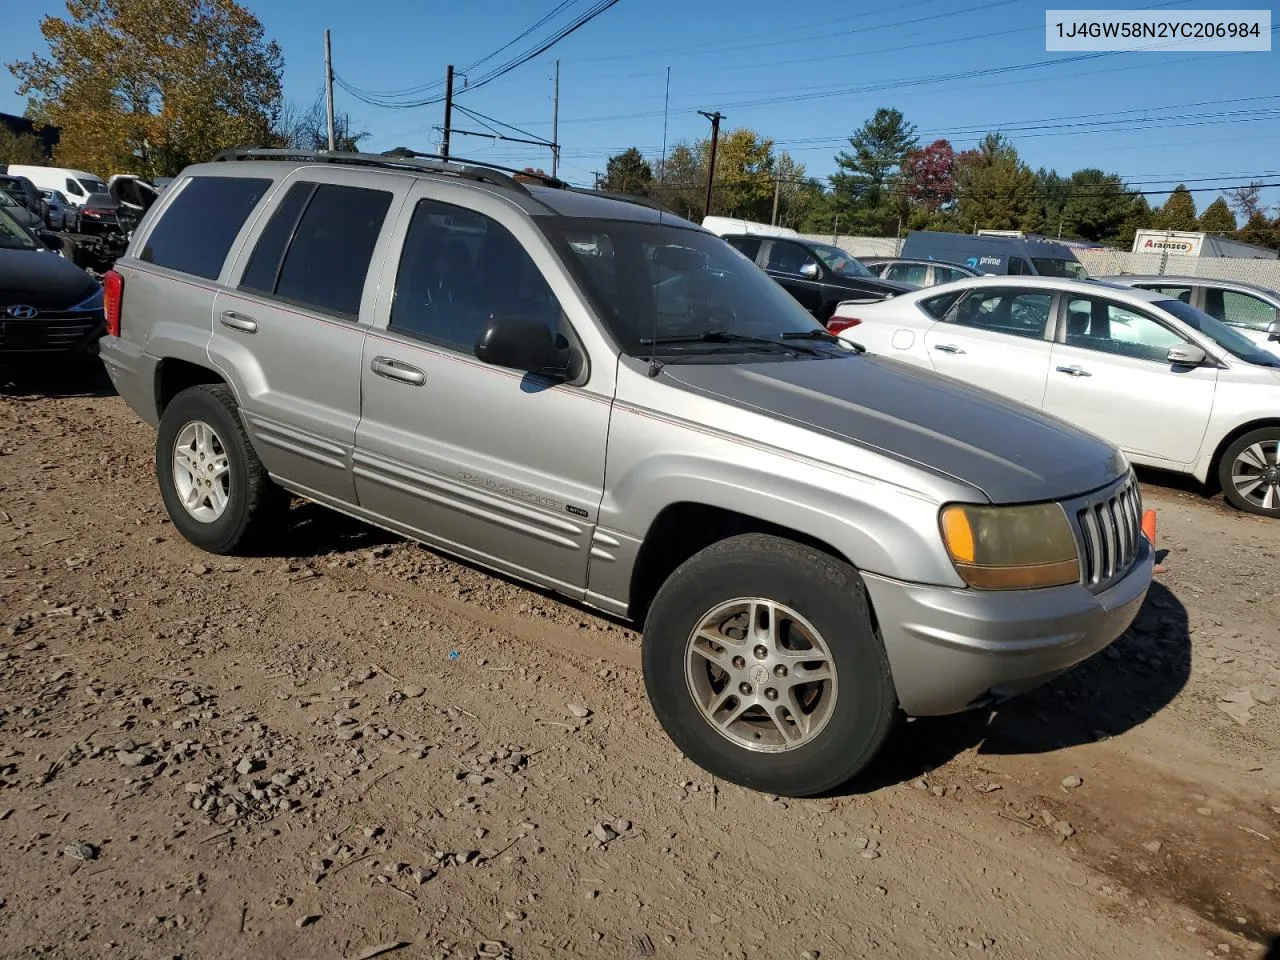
0;366;1277;960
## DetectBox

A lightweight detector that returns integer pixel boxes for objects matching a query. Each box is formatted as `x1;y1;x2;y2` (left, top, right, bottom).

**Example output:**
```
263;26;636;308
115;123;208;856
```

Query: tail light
827;317;861;335
81;208;101;218
103;269;123;337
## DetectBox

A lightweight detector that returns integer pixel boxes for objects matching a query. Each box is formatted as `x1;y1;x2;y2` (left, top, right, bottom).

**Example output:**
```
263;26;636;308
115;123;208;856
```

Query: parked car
0;188;43;233
830;276;1280;517
901;231;1089;278
77;193;123;235
0;202;105;359
1101;275;1280;358
859;257;979;288
721;233;915;323
1;164;108;209
40;189;78;231
0;174;49;224
100;149;1151;797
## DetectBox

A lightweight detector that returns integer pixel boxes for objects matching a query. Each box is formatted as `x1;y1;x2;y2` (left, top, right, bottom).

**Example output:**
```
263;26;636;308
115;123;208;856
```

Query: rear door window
242;182;392;320
885;262;927;285
139;176;271;280
950;288;1053;340
1204;287;1278;332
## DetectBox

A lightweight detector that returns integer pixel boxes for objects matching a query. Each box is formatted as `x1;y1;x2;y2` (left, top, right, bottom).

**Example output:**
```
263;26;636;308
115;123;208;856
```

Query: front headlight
71;285;104;312
939;502;1080;590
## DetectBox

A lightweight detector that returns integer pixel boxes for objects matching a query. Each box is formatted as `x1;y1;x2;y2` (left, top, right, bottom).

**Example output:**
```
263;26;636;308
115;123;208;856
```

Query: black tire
1217;427;1280;518
155;384;286;554
642;533;898;798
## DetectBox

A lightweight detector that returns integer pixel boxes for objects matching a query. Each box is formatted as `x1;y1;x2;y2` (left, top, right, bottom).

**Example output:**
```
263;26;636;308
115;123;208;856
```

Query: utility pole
551;59;560;179
770;177;781;225
442;65;455;160
324;30;336;152
698;110;723;219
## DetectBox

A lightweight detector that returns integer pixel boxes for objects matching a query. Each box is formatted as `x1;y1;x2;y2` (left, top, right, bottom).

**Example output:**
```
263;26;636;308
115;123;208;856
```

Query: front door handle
1055;365;1092;377
933;343;965;354
219;310;258;333
371;356;426;386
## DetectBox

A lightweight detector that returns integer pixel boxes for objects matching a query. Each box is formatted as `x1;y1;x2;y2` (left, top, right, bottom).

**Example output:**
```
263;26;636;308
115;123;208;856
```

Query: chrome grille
1077;475;1143;588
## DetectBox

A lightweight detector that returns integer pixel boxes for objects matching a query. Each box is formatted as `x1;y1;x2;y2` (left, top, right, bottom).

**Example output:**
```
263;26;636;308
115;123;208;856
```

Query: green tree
1059;169;1134;242
830;107;918;234
9;0;284;178
652;142;703;221
602;147;653;196
1035;168;1070;236
954;133;1042;233
1114;194;1153;248
1237;211;1277;250
0;125;49;165
1198;197;1237;234
1153;185;1198;231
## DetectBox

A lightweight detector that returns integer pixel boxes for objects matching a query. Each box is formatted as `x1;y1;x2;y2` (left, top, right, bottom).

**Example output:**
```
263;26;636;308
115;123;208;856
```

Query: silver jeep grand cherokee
98;149;1153;797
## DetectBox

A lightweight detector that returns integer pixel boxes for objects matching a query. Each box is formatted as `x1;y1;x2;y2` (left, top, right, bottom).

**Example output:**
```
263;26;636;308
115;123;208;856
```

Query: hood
0;248;99;310
661;356;1128;504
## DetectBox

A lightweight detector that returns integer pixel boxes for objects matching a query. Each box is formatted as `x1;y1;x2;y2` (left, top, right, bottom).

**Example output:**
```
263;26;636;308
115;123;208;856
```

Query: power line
337;0;622;109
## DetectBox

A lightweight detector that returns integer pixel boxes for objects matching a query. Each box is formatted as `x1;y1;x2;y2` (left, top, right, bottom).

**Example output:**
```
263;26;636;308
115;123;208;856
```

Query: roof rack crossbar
212;147;685;219
210;147;533;195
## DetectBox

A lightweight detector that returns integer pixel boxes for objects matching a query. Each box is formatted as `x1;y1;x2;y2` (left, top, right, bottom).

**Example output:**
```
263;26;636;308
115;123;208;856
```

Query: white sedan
829;275;1280;517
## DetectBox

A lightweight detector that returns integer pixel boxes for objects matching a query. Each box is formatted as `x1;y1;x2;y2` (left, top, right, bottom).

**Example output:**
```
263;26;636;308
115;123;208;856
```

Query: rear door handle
219;310;258;333
371;356;426;386
933;343;965;354
1055;365;1092;377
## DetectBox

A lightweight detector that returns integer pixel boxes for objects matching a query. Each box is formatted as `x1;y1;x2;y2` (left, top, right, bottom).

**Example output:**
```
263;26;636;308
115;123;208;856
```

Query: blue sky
4;0;1279;211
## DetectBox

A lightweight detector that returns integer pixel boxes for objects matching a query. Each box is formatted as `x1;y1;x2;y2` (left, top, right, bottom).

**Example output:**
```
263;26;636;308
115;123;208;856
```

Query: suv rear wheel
642;533;898;797
156;384;286;553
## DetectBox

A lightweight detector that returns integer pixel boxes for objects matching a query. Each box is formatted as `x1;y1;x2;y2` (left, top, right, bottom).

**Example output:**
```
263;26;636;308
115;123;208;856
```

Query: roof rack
210;147;535;195
211;147;684;218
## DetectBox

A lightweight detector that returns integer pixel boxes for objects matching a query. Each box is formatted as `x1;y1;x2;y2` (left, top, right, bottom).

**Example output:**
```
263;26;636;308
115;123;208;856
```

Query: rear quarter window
139;176;272;280
919;289;964;318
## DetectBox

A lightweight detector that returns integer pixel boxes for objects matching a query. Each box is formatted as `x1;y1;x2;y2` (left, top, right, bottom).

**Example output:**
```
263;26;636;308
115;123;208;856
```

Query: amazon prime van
901;230;1089;279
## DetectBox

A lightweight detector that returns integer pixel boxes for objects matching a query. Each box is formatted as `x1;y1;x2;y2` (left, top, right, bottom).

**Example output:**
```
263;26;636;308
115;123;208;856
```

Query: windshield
1032;257;1089;279
0;203;38;251
807;242;874;277
82;179;107;194
0;180;24;202
1157;298;1280;367
540;217;845;360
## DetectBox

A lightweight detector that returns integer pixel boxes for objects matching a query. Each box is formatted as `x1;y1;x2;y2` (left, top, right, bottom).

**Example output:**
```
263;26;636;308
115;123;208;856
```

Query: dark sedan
721;234;915;324
77;192;123;235
0;203;105;359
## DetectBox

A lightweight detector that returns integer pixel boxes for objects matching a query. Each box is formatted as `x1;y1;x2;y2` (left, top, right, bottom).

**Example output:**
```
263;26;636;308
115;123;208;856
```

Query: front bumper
863;537;1153;717
0;313;105;356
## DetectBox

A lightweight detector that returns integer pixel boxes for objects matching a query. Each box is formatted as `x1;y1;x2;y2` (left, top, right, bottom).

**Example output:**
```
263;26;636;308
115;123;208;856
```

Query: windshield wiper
639;331;823;355
780;328;867;353
780;329;840;343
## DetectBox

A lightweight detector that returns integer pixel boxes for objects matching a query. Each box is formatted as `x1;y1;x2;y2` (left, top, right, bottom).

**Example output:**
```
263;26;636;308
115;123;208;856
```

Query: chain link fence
800;233;1280;289
1073;249;1280;288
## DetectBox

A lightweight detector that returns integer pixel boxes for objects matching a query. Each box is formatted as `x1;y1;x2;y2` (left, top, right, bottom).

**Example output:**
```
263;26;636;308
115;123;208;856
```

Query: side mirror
1167;344;1207;366
1267;317;1280;342
799;262;820;279
474;317;571;378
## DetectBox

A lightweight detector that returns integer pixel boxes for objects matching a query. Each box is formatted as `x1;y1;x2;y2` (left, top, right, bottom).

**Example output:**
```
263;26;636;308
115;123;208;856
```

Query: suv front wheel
156;384;286;554
642;533;898;797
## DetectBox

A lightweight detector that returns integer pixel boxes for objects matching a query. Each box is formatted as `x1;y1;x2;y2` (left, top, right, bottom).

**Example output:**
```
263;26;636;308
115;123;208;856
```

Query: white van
1;164;108;209
700;216;799;239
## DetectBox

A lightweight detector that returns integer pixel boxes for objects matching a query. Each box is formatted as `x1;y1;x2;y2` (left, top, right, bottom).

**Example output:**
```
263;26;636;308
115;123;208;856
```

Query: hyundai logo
5;305;37;319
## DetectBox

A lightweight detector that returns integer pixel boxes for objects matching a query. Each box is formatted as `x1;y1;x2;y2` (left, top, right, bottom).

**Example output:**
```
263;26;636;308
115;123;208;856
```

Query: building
0;113;60;158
